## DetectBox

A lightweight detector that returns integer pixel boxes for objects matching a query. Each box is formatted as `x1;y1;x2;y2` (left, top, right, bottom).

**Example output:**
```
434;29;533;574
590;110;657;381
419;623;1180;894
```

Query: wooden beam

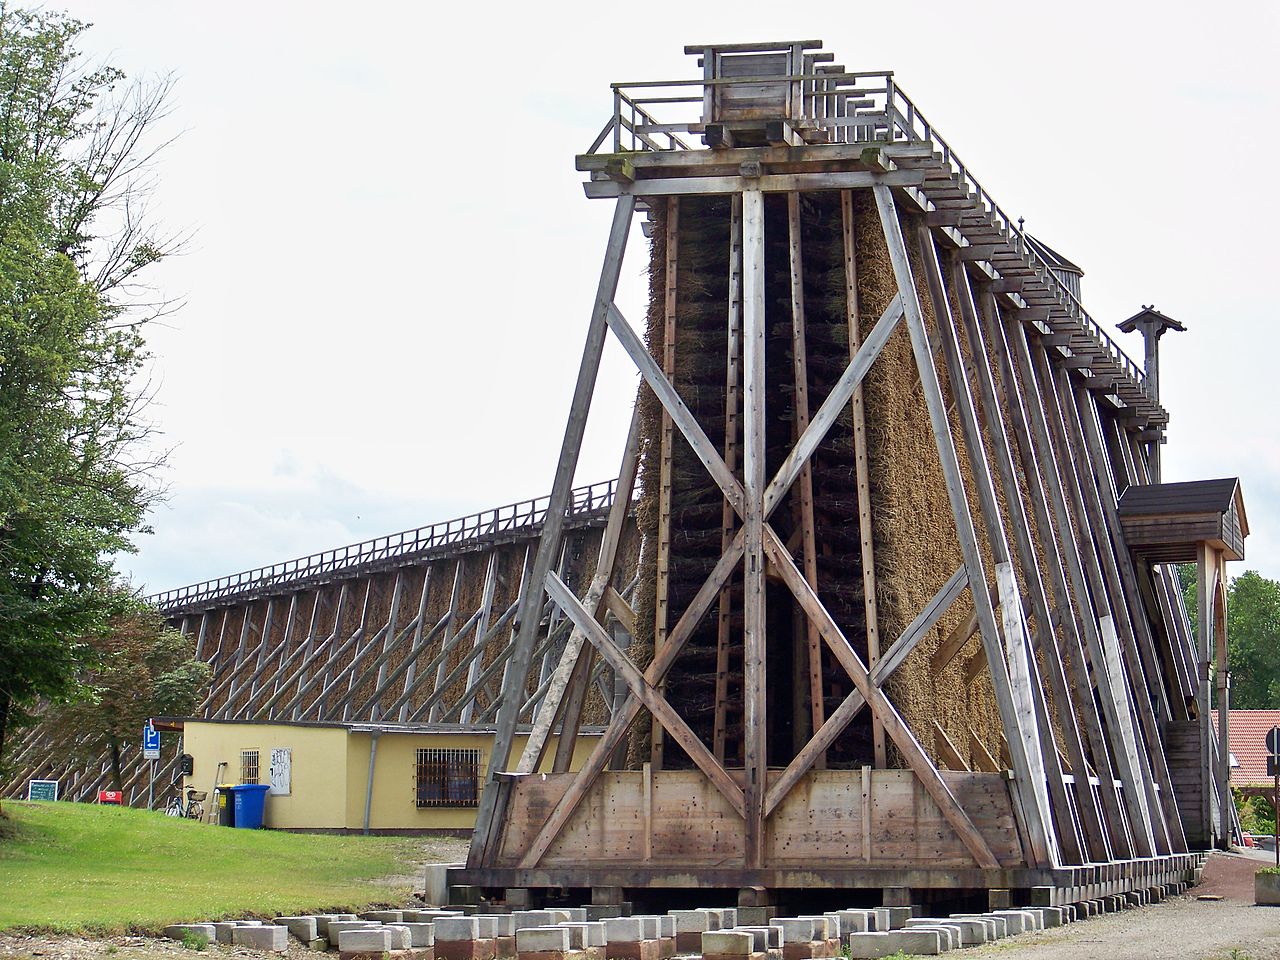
741;187;768;869
653;196;679;773
934;722;971;772
583;169;925;199
714;193;743;764
842;189;886;769
788;192;825;757
607;303;746;517
469;194;637;870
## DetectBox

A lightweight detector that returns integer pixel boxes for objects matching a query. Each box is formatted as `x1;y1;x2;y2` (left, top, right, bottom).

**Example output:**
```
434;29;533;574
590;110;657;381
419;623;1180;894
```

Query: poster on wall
269;747;291;796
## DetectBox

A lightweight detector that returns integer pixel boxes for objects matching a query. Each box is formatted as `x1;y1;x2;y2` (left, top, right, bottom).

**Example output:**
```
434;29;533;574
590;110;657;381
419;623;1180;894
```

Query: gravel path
965;851;1280;960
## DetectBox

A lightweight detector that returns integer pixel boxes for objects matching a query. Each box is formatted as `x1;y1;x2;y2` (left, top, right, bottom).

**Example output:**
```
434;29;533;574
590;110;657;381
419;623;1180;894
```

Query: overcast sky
58;1;1278;593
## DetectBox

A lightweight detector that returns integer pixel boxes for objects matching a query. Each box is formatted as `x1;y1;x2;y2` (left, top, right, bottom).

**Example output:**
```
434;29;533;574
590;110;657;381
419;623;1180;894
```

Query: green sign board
27;779;58;802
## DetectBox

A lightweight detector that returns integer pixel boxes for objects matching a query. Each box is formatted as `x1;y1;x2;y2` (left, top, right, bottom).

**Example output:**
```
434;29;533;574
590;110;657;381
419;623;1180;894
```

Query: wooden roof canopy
1117;478;1248;562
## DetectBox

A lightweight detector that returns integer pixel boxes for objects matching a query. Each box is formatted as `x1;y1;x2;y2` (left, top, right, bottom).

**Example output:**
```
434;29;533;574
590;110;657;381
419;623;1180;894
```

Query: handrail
587;65;1150;393
148;479;619;613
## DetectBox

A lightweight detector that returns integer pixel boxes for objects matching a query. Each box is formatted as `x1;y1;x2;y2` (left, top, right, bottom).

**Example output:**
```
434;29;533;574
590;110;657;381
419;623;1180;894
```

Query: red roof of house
1213;710;1280;786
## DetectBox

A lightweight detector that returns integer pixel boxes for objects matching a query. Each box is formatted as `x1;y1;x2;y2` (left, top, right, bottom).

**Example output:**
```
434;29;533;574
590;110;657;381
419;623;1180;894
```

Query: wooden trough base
450;852;1204;908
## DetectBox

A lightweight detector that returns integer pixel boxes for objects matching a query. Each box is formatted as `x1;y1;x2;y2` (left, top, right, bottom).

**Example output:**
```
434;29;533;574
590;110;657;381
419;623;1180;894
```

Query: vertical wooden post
468;194;636;869
841;190;885;769
714;193;743;764
741;187;768;868
1215;558;1230;847
788;191;824;756
653;195;679;772
1196;542;1215;845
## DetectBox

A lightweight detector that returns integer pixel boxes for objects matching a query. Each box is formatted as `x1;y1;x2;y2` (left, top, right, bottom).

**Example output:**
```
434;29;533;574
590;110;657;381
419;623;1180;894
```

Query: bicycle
163;781;206;820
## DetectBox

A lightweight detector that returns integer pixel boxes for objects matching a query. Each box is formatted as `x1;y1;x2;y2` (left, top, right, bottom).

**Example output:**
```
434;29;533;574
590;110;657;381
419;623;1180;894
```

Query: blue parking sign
143;721;161;760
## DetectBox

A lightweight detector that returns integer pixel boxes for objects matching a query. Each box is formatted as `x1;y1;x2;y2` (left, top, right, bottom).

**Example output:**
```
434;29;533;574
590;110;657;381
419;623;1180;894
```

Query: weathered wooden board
498;768;1026;869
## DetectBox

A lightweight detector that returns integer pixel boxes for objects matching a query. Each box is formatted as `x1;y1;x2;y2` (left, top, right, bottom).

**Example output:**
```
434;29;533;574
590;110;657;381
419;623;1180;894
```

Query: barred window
240;749;260;784
416;748;480;807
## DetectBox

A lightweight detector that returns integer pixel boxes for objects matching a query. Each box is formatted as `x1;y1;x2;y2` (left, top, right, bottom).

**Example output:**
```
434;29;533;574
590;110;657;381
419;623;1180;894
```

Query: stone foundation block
992;910;1037;934
703;931;753;956
584;905;631;921
669;910;713;935
341;928;393;953
520;927;573;953
400;923;436;948
832;910;877;934
496;936;516;958
735;908;774;927
903;925;956;951
408;910;466;922
604;918;644;943
275;916;318;942
847;930;941;958
232;925;288;952
908;918;984;946
872;907;911;931
363;910;406;922
515;911;559;931
162;924;215;943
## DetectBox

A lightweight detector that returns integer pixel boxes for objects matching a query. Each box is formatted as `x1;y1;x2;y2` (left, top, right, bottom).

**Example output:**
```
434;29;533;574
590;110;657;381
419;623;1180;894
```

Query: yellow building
167;718;602;833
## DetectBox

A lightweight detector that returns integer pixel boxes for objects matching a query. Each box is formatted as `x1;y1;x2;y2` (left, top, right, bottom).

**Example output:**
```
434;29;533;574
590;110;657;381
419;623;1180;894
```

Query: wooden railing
148;479;618;614
587;68;1148;391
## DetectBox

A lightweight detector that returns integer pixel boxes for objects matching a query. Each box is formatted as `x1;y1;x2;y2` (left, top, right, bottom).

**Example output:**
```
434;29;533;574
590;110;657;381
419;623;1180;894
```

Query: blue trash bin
230;783;271;829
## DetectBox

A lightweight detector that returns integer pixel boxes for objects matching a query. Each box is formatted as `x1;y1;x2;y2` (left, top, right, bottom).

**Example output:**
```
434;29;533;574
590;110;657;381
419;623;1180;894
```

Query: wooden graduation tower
459;41;1227;907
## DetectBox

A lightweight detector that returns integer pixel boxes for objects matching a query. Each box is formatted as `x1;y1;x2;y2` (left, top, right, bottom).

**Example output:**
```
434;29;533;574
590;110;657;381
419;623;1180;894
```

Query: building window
416;748;480;807
240;749;260;784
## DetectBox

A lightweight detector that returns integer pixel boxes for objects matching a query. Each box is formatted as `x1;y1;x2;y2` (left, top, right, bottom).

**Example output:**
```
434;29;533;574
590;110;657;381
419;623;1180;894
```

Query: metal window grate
240;749;260;784
415;748;479;808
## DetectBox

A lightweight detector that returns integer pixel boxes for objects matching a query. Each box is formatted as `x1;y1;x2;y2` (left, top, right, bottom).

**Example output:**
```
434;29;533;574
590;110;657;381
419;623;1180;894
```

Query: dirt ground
966;849;1280;960
1;849;1277;960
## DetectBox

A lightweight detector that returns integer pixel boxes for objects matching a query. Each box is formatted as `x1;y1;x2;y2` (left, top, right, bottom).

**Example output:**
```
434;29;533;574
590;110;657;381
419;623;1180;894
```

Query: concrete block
702;931;754;956
606;943;659;960
480;915;516;937
559;922;606;948
833;910;876;933
636;917;660;940
162;924;215;943
734;907;773;927
474;917;503;939
515;911;558;930
952;915;1001;938
902;925;956;951
339;927;394;952
562;909;588;923
909;918;984;946
772;918;815;942
362;910;406;922
720;909;738;929
384;926;414;950
847;930;941;957
1026;906;1065;928
669;910;713;933
518;927;572;953
992;910;1036;934
438;918;482;941
547;910;573;924
425;862;464;906
232;925;288;952
327;920;377;942
603;917;644;942
872;907;911;931
211;922;240;945
275;917;319;942
401;923;437;947
735;926;781;949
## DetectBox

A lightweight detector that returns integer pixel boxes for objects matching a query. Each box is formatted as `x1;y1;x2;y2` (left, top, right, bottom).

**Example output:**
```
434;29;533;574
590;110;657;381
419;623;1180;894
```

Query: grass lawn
0;801;431;934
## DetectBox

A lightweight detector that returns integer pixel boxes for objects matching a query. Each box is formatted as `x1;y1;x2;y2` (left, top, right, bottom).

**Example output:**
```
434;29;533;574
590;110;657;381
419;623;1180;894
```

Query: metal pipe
362;731;380;836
